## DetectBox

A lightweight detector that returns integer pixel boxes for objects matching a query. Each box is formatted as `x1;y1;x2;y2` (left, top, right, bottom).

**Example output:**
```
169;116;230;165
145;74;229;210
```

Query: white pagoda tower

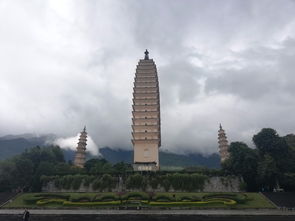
74;126;87;168
218;124;230;162
131;50;161;171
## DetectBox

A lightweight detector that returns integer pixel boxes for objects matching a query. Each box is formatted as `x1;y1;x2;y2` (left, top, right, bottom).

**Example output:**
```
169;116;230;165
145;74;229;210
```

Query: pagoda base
133;162;159;171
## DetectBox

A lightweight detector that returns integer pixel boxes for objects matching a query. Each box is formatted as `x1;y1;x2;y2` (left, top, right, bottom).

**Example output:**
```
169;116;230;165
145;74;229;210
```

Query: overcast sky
1;0;295;155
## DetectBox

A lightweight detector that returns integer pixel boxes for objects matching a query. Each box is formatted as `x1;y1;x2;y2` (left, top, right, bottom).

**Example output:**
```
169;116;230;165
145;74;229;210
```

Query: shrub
179;196;193;202
71;175;84;190
126;174;147;190
149;199;236;206
84;176;96;187
54;178;61;188
92;194;101;202
100;174;116;191
60;175;75;189
167;173;208;192
35;193;70;200
154;194;173;202
69;195;92;202
149;176;160;189
92;178;101;190
40;175;57;185
36;198;65;206
23;196;43;204
123;192;149;200
63;201;121;207
160;177;170;191
202;193;247;204
100;194;117;202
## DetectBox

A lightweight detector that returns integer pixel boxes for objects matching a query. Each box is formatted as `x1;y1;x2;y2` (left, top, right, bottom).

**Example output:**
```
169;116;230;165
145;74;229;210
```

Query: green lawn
4;192;275;209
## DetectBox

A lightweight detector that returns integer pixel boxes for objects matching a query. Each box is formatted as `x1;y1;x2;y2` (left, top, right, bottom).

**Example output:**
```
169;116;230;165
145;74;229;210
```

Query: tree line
223;128;295;191
0;127;295;192
0;146;133;192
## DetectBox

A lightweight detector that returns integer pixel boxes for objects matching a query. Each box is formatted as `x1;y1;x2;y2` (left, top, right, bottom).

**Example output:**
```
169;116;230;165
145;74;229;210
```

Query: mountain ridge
0;134;220;168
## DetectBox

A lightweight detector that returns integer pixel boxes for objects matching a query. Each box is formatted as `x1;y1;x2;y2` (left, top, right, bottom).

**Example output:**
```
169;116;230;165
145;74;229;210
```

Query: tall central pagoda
132;50;161;171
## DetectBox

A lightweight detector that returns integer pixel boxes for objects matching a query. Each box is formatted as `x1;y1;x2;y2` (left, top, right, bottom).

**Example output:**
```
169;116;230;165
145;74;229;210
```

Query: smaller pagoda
74;126;87;168
218;124;230;162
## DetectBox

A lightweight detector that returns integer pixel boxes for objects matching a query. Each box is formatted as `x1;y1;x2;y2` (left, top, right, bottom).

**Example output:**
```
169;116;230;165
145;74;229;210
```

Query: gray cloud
1;0;295;155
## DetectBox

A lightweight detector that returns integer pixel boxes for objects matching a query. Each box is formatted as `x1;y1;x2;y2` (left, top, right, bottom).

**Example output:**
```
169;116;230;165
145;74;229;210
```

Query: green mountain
0;134;55;160
99;147;220;168
0;135;220;168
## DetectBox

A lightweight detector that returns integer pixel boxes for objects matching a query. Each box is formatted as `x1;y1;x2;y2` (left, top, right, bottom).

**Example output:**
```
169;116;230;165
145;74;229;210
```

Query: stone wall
42;176;241;192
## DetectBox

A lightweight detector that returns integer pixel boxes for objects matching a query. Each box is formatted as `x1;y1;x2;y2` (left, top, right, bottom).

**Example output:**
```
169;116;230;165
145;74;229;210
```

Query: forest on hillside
0;128;294;192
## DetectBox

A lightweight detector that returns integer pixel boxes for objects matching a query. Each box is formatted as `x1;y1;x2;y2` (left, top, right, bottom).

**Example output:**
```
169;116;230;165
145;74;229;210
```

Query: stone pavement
0;209;295;215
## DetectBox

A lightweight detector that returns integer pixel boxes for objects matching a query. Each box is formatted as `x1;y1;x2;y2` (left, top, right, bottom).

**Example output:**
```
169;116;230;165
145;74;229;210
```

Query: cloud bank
1;0;295;154
53;133;100;156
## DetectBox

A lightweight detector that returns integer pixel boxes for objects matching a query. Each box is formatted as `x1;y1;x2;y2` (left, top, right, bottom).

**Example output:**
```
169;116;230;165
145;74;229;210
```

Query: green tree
253;128;292;177
12;157;34;190
85;159;114;174
280;173;295;191
113;162;132;173
0;160;15;191
253;128;289;159
284;134;295;150
31;162;56;191
257;154;279;191
126;173;147;190
223;142;258;191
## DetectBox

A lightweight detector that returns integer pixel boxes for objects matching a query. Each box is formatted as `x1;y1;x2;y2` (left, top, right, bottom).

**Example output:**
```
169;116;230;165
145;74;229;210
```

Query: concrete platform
0;209;295;221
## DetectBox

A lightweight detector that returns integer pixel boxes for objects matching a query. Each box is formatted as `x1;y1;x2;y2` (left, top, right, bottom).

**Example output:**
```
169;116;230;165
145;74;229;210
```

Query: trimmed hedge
23;196;43;204
35;193;70;200
63;201;121;207
36;199;65;206
202;193;248;204
126;174;147;190
43;173;211;192
150;199;236;206
154;194;174;202
123;192;149;200
179;196;197;202
100;194;118;202
69;194;94;202
23;193;70;204
167;173;208;191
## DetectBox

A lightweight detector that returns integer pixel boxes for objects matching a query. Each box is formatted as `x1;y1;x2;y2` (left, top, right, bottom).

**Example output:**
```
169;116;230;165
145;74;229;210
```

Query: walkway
1;209;295;215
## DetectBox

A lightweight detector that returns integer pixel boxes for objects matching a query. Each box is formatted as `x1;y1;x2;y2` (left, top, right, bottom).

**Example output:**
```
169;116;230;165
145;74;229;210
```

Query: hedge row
35;199;236;207
24;193;245;207
149;199;236;206
23;193;70;204
63;201;121;206
43;173;209;192
202;193;248;204
125;173;208;191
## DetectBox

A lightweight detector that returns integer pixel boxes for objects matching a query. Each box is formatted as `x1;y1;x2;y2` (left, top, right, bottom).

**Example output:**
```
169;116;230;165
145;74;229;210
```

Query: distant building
218;124;230;162
74;126;87;168
132;50;161;171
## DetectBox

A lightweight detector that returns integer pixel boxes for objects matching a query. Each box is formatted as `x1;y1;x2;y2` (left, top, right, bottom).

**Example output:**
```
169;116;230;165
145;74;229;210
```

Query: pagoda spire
218;124;230;162
144;49;149;60
73;127;88;168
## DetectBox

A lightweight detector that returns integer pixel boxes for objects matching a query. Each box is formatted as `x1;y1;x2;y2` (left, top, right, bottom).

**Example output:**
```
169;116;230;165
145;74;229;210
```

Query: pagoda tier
132;50;161;171
218;124;230;162
133;104;159;112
